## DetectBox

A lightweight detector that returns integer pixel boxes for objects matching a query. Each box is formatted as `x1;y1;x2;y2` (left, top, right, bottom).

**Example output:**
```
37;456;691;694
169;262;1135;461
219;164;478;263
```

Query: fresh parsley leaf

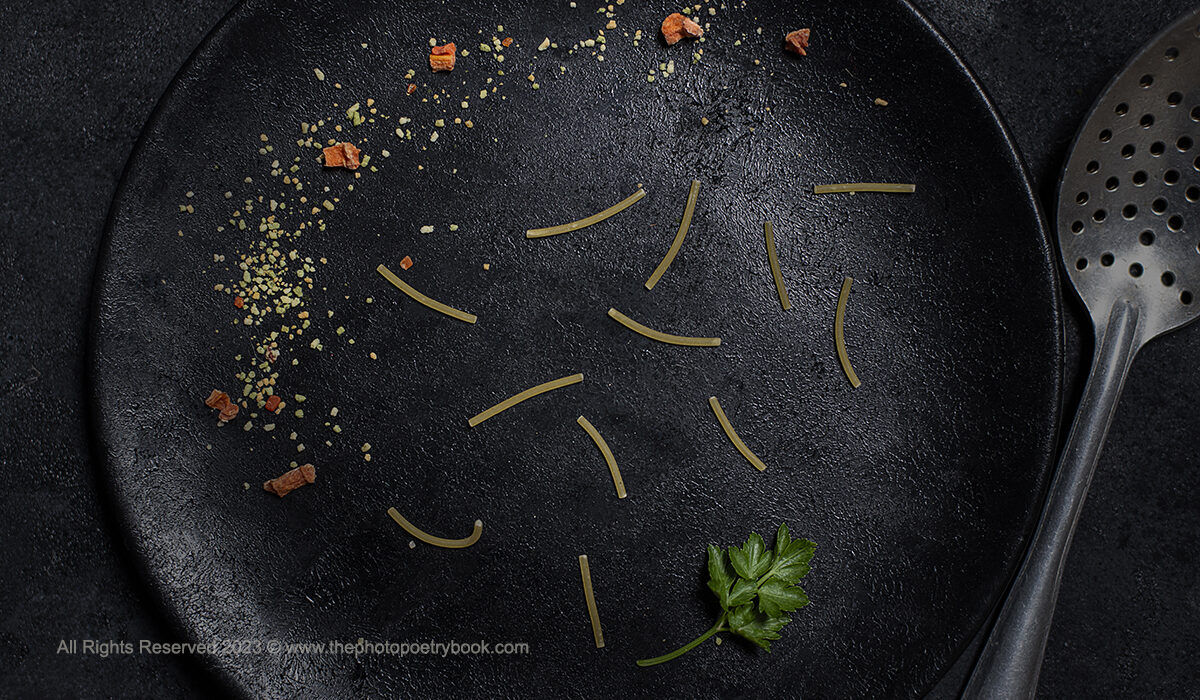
761;523;816;587
728;532;773;580
706;544;735;609
728;603;790;651
728;578;757;608
636;523;818;667
757;580;810;618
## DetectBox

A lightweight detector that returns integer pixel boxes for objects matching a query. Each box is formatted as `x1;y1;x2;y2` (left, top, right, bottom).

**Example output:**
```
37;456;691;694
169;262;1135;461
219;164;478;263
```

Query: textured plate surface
90;0;1062;696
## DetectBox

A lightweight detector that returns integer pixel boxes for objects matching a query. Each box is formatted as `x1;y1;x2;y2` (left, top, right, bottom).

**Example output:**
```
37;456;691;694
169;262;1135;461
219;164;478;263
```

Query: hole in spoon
1168;215;1183;231
1140;113;1155;128
1115;102;1129;115
1076;191;1089;204
1139;74;1154;88
1165;47;1179;60
1179;136;1194;151
1162;271;1176;286
1129;263;1144;277
1121;144;1136;158
1076;258;1088;270
1167;92;1182;106
1165;169;1180;185
1186;186;1199;202
1182;290;1194;305
1140;230;1155;246
1101;253;1115;266
1105;177;1120;191
1093;209;1108;222
1099;128;1113;142
1150;141;1165;156
1086;160;1100;173
1123;204;1138;219
1133;170;1148;185
1153;198;1169;214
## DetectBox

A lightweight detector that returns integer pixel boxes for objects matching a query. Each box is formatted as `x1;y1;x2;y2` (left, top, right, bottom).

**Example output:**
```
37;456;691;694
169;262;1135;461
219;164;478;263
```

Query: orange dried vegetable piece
502;37;513;47
407;83;418;95
430;42;457;72
205;389;240;422
233;296;244;308
400;255;414;270
205;389;230;409
263;464;316;497
323;142;360;170
264;394;281;413
661;12;703;45
218;402;240;422
323;144;346;168
785;28;811;56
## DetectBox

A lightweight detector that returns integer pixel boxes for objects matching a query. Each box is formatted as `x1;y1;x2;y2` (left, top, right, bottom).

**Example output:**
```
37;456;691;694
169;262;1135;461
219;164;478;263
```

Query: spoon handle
962;299;1141;700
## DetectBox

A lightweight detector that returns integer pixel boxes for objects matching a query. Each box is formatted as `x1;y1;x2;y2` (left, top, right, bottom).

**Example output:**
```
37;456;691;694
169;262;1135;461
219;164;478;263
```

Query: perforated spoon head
1057;9;1200;345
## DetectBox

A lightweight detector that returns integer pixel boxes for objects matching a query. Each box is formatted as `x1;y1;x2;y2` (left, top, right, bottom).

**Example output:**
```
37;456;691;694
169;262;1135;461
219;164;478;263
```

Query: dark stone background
1;1;1196;697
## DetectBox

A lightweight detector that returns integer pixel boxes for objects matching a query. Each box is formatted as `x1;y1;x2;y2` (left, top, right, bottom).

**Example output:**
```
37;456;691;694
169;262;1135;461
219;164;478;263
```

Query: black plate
90;0;1063;696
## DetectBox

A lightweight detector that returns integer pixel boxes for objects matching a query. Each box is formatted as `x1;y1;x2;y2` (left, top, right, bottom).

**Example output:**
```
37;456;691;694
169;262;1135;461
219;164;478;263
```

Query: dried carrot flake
661;12;703;45
323;144;345;168
502;37;513;47
218;402;240;422
263;464;316;497
233;296;244;308
400;255;414;270
205;389;230;409
430;42;457;71
323;142;360;169
264;395;281;413
785;28;811;56
407;83;418;95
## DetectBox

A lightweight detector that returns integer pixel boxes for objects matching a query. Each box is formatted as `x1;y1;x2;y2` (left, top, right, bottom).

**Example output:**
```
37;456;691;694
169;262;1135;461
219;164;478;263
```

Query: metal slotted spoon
963;8;1200;699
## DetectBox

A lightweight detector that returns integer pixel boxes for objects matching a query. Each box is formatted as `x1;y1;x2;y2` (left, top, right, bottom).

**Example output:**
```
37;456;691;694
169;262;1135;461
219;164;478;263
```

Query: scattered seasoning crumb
370;352;378;360
361;442;372;452
449;224;459;232
875;97;889;106
538;37;551;51
701;116;710;126
483;263;491;270
243;421;253;432
400;255;414;270
409;540;417;549
420;225;434;234
785;28;811;56
313;67;325;81
430;131;439;143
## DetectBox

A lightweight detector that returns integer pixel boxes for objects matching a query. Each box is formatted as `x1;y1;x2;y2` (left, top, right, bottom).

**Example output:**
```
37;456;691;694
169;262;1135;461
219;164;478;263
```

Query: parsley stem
635;614;727;667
